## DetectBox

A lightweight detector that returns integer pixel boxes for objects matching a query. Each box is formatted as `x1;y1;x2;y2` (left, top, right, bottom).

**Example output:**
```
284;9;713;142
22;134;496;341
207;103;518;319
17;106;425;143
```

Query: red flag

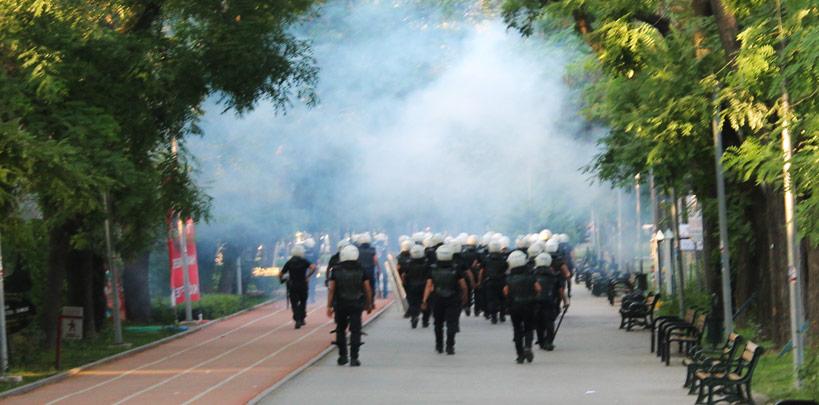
168;218;201;306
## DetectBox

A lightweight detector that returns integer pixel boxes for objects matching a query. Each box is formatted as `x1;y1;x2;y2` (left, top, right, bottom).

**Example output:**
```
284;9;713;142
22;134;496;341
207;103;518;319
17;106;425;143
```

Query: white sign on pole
61;306;84;340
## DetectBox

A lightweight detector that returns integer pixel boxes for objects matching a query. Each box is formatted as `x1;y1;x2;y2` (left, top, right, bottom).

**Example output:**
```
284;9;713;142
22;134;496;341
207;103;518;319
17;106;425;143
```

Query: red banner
168;218;201;306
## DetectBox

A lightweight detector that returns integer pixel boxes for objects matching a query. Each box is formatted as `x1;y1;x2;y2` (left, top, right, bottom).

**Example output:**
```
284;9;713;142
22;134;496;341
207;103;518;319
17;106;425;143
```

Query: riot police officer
504;251;540;364
327;245;374;367
532;253;569;351
396;239;413;318
422;244;467;355
480;240;508;324
402;244;430;328
461;235;482;317
280;245;316;329
356;233;381;297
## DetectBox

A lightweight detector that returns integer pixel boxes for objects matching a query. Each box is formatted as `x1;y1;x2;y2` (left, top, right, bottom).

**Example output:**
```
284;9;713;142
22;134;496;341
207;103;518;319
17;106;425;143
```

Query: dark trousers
474;285;485;314
289;282;308;322
406;285;424;319
432;296;461;348
534;302;559;345
510;306;535;355
485;280;505;320
334;303;363;359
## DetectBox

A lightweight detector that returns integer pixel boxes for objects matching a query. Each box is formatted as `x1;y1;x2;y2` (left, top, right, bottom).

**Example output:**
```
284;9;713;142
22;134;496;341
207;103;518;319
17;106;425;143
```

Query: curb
247;299;395;405
0;297;280;400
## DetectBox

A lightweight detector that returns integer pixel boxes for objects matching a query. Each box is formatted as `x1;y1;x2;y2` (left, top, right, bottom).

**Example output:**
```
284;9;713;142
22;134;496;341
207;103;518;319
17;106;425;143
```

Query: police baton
553;305;569;338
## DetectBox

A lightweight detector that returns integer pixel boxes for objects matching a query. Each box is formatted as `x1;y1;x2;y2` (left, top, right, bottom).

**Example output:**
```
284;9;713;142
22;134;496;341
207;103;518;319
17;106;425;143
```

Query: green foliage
150;293;268;323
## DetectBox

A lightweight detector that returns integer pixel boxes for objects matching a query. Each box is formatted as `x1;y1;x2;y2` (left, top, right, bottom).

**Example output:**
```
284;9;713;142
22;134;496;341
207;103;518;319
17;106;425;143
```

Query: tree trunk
66;250;98;339
123;252;152;322
92;254;107;332
42;222;73;349
803;240;818;343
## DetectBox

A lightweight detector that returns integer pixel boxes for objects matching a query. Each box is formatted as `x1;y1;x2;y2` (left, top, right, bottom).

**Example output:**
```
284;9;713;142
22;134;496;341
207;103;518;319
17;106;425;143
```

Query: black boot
525;349;534;363
411;317;418;329
446;346;455;355
337;356;349;366
350;358;361;367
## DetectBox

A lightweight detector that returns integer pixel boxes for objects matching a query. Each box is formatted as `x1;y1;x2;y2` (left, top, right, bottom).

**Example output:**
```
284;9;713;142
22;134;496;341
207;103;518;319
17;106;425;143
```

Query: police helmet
291;245;305;258
527;242;545;257
499;236;511;250
337;239;351;251
436;244;454;262
545;238;560;253
506;251;527;269
357;232;372;245
535;253;553;267
466;235;478;246
488;240;502;253
539;229;553;241
558;233;570;244
400;240;412;252
410;244;425;259
340;245;360;262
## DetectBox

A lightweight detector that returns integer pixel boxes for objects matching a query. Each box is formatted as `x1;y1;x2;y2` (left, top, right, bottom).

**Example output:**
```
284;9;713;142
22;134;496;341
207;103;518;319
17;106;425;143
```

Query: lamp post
655;230;665;293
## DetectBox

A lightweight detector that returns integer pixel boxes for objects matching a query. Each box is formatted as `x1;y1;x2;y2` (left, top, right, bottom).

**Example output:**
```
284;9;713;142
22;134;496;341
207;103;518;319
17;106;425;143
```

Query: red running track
4;298;392;405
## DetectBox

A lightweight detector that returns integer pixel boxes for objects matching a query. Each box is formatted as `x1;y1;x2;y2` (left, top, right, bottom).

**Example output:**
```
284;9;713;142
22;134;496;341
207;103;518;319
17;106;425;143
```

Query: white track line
181;317;335;405
113;306;322;405
46;305;285;405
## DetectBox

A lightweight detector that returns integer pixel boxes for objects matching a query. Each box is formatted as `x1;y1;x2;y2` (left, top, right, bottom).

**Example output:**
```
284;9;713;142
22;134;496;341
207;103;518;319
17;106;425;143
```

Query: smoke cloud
189;0;606;243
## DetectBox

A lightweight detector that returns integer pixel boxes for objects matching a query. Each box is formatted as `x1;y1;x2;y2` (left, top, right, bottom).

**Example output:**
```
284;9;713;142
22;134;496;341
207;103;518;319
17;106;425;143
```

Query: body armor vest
405;259;428;289
533;265;560;303
431;264;457;298
335;264;364;302
485;253;507;281
507;269;536;306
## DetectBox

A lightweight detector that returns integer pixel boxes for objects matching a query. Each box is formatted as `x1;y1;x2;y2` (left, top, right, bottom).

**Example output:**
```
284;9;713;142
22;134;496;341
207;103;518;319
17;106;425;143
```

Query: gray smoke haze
188;0;608;243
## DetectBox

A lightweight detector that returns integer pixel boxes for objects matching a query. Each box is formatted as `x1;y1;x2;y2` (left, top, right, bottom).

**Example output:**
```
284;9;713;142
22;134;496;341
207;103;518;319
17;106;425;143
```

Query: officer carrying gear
325;239;350;287
546;238;573;298
327;245;373;367
450;241;476;316
532;253;569;351
422;244;467;355
356;233;381;298
479;240;508;324
280;245;316;329
460;239;482;317
397;240;413;318
504;251;540;364
403;245;430;328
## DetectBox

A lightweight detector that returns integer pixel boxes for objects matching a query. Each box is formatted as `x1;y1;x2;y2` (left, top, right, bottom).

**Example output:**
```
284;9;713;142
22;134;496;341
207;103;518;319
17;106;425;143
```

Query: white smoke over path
189;0;606;242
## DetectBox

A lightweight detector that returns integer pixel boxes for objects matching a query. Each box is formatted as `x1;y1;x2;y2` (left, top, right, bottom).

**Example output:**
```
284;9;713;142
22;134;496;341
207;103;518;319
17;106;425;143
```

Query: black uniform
280;256;312;326
483;252;508;323
458;247;479;316
428;260;464;353
558;242;574;296
396;251;411;278
532;263;565;350
471;247;487;316
325;252;340;287
403;257;429;328
357;243;377;295
506;266;537;362
330;260;370;363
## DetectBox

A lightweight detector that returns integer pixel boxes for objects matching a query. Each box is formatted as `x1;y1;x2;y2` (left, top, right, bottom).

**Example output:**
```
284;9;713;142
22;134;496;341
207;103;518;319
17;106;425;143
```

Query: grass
0;293;271;395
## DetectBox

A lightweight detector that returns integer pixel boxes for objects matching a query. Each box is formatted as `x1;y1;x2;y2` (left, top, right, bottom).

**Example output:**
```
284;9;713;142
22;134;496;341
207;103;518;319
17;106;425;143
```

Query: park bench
661;312;708;366
607;272;633;306
693;341;764;405
652;308;697;354
684;332;743;393
619;292;659;331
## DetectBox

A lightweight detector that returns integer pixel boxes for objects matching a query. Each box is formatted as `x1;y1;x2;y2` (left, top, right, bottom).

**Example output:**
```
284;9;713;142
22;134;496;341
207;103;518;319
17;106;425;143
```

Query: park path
262;285;695;405
3;294;392;405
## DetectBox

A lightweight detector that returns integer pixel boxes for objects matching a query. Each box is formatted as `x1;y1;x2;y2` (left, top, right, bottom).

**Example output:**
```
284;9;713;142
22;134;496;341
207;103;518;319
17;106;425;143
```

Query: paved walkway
4;295;392;405
263;286;694;405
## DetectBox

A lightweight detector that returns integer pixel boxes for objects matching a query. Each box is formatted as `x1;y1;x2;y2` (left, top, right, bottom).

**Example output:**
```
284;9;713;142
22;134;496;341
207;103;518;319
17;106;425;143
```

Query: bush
150;294;268;323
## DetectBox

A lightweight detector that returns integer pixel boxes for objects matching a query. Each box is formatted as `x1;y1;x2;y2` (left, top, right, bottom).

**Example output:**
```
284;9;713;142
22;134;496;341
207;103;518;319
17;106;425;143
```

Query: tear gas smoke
188;0;608;244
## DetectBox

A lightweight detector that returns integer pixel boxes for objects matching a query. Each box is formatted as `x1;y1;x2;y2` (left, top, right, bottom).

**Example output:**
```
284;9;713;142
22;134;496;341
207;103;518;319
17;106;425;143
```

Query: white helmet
431;233;444;246
436;244;454;261
412;232;425;243
291;245;305;258
444;236;455;244
545;238;560;253
304;238;316;249
539;229;553;241
506;250;527;269
465;234;478;246
535;253;553;267
527;242;545;258
527;234;539;245
337;239;351;252
488;240;502;253
340;245;359;262
558;233;570;244
499;236;511;250
399;234;410;243
356;232;372;245
449;241;462;254
410;244;425;259
423;236;433;248
400;240;412;252
481;232;493;245
516;237;530;249
375;232;388;242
